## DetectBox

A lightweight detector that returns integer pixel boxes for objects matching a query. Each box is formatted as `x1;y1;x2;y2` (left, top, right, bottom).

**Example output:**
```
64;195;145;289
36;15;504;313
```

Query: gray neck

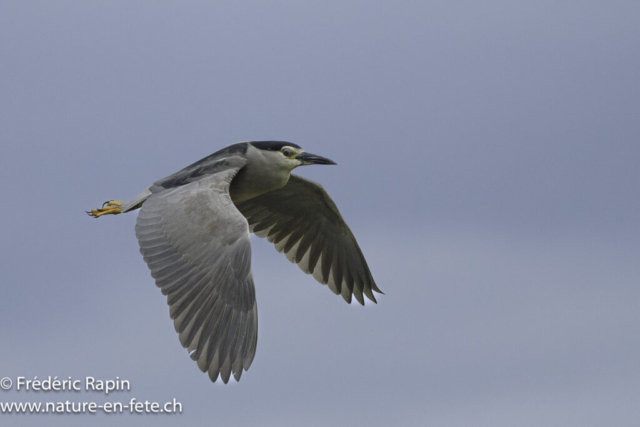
229;145;291;203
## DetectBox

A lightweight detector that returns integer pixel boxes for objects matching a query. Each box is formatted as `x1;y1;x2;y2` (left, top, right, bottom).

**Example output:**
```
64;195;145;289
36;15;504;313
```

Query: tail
120;187;152;213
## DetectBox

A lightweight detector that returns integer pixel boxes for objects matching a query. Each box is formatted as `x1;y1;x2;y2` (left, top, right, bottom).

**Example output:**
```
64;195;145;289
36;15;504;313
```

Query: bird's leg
87;200;125;218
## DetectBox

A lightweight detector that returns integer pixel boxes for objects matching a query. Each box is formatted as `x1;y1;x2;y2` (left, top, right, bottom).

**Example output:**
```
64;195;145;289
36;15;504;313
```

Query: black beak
296;152;337;165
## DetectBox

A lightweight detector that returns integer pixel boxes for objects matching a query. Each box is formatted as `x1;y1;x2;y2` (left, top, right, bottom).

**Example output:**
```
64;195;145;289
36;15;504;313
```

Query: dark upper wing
135;163;257;383
235;174;382;305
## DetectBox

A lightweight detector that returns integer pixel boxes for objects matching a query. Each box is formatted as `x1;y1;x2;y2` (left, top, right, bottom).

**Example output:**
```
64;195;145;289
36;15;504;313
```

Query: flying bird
88;141;382;383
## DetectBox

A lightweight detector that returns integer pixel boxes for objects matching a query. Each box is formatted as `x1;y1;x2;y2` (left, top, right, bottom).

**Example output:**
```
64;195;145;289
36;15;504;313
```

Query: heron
88;141;382;383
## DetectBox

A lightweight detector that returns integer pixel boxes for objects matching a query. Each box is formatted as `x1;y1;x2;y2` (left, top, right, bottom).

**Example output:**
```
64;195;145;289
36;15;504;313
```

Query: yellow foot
86;200;125;218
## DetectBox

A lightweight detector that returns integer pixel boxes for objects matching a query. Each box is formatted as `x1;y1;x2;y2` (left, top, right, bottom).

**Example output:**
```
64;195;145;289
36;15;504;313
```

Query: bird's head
249;141;336;172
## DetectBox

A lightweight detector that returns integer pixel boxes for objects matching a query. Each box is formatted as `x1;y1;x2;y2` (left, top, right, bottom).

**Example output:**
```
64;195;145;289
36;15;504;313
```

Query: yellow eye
282;148;292;157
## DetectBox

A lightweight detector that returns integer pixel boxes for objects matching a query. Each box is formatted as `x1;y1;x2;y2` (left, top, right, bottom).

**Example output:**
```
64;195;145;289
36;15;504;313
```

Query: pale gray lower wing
235;174;381;305
135;167;257;383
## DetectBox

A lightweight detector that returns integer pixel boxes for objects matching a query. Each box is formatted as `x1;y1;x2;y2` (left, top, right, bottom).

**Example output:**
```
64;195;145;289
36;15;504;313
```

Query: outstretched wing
235;174;381;305
135;165;257;383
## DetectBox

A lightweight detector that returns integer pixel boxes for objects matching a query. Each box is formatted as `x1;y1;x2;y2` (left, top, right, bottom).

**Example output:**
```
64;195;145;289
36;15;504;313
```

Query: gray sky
1;1;639;426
